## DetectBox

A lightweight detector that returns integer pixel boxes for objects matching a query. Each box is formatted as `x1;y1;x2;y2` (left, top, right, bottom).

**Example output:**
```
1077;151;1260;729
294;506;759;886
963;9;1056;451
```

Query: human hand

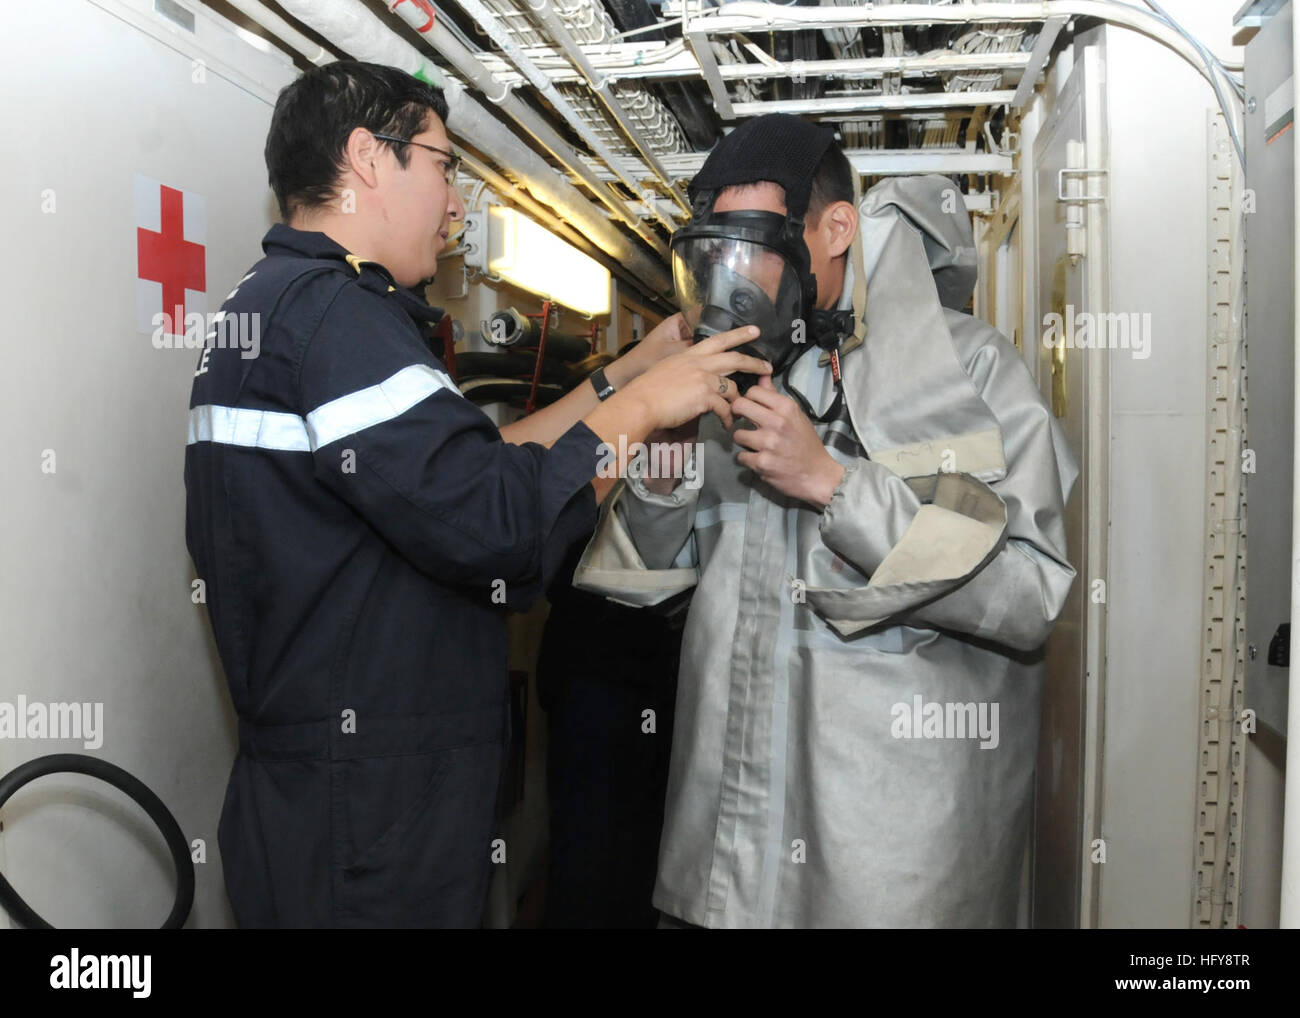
730;374;847;509
619;325;771;433
607;313;692;387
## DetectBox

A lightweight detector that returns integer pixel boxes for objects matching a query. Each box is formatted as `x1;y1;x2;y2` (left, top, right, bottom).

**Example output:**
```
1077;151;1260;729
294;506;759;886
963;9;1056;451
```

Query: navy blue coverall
184;224;602;927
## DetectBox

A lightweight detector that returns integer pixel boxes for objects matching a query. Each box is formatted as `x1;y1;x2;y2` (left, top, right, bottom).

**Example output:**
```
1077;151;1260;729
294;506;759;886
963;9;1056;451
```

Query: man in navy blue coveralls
184;61;770;927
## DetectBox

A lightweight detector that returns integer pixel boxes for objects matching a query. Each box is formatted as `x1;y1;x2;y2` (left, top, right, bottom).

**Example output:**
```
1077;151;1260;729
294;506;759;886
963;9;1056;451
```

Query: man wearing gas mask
575;114;1079;928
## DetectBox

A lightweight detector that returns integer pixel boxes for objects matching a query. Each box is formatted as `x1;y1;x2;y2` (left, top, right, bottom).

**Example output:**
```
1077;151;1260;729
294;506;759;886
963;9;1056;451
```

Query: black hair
807;142;855;222
265;60;450;220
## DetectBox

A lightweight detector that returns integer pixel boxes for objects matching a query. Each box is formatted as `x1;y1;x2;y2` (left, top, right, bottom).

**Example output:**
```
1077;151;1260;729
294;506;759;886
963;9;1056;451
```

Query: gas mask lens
671;236;803;378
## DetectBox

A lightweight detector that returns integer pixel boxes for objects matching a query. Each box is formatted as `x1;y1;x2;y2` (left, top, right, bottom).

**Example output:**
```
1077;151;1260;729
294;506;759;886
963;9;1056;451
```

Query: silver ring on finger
717;376;729;395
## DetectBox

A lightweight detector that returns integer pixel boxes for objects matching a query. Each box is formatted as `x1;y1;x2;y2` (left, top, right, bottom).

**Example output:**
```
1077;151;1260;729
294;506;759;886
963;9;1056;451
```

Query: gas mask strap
786;377;845;425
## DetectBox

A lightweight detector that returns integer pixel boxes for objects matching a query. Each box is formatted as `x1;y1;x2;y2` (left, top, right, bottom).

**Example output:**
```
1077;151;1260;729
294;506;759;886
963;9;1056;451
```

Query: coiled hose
0;754;194;929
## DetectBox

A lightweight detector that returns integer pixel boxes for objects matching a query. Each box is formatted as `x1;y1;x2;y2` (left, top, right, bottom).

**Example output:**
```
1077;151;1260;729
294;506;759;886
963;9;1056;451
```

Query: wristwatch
589;366;616;401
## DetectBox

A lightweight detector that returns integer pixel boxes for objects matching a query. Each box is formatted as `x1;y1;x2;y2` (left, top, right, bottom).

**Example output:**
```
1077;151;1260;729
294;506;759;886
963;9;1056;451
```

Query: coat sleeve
570;446;701;607
809;332;1078;652
296;279;601;610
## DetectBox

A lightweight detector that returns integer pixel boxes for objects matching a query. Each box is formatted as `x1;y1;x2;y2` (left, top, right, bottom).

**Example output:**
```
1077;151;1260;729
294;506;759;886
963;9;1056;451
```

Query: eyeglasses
371;132;462;185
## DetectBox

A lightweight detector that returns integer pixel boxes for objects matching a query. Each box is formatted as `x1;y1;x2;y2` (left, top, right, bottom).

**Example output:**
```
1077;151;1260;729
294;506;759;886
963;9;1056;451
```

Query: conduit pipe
223;0;336;64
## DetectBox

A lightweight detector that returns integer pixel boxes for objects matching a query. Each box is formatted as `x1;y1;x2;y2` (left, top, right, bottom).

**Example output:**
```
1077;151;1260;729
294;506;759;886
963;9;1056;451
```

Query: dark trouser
536;537;685;930
221;714;507;928
541;673;676;928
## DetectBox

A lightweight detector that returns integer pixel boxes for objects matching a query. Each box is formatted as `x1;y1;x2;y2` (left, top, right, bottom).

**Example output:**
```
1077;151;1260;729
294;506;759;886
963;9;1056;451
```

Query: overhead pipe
518;0;692;216
223;0;336;64
376;0;670;259
712;51;1031;81
699;2;1241;151
471;46;1030;85
272;0;671;296
442;0;678;234
704;2;1235;95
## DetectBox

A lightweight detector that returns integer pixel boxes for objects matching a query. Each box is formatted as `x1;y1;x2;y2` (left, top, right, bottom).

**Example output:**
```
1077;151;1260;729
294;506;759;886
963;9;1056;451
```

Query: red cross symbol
138;184;205;335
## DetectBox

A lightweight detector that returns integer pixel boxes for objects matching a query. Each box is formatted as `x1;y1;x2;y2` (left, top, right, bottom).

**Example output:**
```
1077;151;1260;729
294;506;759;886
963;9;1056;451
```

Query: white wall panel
0;0;294;928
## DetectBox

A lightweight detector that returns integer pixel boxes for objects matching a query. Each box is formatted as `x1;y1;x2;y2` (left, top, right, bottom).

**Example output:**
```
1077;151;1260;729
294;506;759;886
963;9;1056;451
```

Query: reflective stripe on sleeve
304;364;457;451
187;404;311;451
187;364;459;453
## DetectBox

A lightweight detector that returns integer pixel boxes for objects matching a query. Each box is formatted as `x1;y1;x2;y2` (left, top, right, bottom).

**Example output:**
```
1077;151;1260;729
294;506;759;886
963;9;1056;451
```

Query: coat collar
783;177;1008;483
261;223;445;327
782;261;855;419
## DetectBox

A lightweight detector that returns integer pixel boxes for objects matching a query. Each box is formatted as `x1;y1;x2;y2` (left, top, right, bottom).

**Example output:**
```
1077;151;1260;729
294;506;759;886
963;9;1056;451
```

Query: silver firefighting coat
574;175;1079;928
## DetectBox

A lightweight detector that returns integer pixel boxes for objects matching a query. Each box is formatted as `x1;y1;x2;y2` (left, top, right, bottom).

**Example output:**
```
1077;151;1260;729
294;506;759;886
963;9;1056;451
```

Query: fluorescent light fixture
486;205;612;316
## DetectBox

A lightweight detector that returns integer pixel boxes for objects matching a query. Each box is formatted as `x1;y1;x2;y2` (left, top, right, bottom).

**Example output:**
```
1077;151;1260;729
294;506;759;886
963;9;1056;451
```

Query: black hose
567;352;615;379
0;754;195;929
454;351;575;386
459;377;566;408
483;309;594;362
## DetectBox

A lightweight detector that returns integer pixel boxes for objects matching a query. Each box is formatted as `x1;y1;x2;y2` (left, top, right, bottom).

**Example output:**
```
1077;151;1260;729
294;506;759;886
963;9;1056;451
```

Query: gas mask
671;204;817;393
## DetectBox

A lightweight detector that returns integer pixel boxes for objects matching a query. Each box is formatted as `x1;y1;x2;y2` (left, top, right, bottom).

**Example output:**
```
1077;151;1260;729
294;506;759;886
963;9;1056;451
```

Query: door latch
1056;140;1108;260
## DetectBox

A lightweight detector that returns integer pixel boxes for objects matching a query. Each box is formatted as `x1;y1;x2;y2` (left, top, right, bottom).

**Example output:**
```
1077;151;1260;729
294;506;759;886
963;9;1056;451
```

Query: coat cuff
572;482;699;607
618;448;700;569
818;458;923;576
624;444;698;508
808;471;1008;637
